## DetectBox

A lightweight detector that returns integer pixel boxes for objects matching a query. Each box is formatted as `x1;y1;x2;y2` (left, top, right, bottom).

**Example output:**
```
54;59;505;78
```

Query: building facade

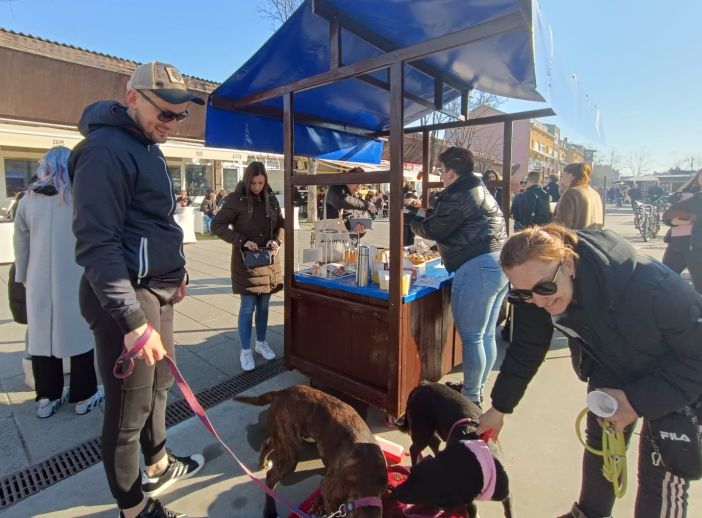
0;28;295;211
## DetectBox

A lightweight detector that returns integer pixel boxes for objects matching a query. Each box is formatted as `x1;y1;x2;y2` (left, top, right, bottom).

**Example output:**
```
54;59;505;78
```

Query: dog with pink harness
394;381;514;517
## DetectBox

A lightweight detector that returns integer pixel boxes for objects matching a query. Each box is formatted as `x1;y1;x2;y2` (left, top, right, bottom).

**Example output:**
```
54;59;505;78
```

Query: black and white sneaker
117;497;186;518
141;453;205;497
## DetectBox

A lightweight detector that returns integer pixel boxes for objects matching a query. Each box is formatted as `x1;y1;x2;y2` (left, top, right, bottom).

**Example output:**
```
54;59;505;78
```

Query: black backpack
519;186;552;226
7;262;27;325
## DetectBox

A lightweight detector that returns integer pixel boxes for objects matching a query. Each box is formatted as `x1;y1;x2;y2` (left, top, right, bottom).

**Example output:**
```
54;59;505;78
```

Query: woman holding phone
212;161;284;371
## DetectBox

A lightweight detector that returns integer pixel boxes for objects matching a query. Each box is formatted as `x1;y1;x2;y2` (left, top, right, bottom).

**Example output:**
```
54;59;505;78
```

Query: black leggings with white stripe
79;276;175;509
579;381;691;518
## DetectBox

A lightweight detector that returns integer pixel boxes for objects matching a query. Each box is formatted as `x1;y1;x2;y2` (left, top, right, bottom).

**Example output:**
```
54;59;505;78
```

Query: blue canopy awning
205;0;602;162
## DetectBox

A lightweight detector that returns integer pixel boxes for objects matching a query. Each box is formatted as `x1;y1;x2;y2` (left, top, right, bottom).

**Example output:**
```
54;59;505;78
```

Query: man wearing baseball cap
70;62;205;518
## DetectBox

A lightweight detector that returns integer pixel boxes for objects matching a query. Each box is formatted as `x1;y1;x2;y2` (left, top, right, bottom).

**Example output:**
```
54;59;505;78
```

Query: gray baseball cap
127;61;205;105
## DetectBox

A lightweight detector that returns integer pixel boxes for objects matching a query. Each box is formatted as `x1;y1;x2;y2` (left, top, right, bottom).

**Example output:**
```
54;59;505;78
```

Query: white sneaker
254;340;276;360
240;349;255;371
36;387;68;419
75;385;105;415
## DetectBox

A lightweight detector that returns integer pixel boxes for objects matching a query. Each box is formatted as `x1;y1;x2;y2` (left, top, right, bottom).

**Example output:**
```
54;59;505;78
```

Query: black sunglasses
138;90;189;122
508;261;563;302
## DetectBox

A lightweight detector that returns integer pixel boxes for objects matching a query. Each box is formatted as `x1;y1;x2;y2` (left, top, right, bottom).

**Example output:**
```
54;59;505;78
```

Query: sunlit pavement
0;206;699;517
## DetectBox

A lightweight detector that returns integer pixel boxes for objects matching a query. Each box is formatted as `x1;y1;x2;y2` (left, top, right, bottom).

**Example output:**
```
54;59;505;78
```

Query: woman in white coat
13;147;103;418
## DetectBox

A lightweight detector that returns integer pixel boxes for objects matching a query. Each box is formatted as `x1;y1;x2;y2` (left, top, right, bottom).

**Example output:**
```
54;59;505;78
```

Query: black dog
395;381;513;518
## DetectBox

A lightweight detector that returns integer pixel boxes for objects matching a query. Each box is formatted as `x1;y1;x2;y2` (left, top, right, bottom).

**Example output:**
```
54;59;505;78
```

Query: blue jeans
203;214;213;233
238;294;271;351
450;251;508;402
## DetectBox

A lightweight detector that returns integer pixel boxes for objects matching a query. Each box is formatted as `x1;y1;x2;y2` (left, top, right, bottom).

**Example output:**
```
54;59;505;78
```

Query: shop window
223;167;240;191
264;157;281;170
4;158;40;197
185;164;212;196
167;165;182;192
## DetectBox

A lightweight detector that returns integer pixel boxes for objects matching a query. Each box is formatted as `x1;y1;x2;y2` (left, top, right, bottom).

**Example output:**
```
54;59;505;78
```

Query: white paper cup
379;271;390;290
586;390;618;418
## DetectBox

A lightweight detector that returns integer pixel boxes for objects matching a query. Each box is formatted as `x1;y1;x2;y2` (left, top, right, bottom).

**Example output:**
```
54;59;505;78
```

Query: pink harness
462;440;497;500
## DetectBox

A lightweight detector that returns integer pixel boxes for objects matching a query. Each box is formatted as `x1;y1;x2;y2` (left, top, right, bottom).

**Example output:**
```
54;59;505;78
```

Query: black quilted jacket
407;173;506;273
491;230;702;421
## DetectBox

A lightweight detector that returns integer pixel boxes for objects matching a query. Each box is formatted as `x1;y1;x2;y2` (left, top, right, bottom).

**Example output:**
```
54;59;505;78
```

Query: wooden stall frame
212;0;556;415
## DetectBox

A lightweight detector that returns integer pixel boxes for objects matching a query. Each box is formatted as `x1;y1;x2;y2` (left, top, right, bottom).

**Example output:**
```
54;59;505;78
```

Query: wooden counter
286;266;462;417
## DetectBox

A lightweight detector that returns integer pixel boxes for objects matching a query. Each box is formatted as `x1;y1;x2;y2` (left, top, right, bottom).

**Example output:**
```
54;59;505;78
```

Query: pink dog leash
114;332;382;518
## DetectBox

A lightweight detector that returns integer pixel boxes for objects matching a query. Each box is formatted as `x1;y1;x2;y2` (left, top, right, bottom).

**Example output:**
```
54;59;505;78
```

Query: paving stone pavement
0;208;700;517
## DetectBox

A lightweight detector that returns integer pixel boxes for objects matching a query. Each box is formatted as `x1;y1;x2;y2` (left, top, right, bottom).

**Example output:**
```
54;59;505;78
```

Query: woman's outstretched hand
477;407;505;440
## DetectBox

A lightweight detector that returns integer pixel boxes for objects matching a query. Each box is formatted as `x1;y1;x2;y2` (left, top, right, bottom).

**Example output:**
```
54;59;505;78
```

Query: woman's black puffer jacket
407;173;506;273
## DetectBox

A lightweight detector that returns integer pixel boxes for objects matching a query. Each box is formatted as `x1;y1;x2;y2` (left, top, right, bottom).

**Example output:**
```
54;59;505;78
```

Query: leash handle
113;323;154;379
575;407;627;498
480;429;494;443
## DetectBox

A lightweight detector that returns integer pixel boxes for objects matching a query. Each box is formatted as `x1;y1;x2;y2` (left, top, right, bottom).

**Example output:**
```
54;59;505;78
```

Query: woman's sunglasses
508;261;563;302
138;90;189;122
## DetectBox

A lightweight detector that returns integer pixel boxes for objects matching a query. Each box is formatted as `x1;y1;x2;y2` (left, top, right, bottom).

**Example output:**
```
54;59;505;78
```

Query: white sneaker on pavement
254;340;276;360
36;387;68;419
240;349;255;371
75;385;105;415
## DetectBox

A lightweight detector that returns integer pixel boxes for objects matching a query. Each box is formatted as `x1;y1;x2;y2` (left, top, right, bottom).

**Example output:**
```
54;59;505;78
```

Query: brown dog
234;385;387;518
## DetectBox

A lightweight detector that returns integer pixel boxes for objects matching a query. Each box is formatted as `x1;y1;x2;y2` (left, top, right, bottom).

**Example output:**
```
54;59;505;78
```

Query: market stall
205;0;599;416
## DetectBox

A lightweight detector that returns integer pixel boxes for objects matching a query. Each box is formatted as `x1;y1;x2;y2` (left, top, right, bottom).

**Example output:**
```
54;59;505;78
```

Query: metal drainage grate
165;357;285;426
0;357;286;510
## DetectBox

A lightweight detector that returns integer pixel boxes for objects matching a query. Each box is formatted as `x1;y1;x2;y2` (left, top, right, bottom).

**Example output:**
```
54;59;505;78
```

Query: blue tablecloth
294;260;452;303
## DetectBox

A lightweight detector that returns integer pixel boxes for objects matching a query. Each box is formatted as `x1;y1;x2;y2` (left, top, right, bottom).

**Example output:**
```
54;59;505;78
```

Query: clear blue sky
1;0;700;173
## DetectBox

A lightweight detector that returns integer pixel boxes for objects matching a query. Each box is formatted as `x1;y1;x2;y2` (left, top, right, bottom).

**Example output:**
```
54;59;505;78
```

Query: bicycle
633;202;655;242
648;199;663;239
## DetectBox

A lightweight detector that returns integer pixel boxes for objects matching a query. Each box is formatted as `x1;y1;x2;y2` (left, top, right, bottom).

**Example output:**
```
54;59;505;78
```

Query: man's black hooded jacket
69;101;185;333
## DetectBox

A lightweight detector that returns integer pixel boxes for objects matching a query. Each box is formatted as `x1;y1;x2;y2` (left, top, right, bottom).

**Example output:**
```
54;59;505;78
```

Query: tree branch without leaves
257;0;302;28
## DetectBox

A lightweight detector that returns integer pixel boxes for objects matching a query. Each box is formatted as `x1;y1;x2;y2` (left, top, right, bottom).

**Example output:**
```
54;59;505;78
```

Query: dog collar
462;440;496;500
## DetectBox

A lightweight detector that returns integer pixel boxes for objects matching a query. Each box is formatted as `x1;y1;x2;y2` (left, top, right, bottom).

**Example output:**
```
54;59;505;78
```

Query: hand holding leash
476;407;503;440
121;323;165;369
598;388;638;432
